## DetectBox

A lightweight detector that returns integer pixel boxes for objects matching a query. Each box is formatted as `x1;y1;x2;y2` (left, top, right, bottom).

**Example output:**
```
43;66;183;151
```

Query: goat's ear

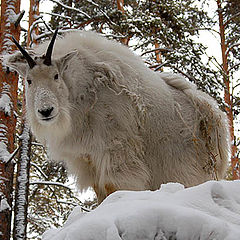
1;52;28;76
56;50;78;74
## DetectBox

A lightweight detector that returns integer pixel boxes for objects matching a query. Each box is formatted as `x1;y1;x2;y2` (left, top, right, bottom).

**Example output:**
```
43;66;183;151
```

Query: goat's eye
27;79;32;85
54;74;58;80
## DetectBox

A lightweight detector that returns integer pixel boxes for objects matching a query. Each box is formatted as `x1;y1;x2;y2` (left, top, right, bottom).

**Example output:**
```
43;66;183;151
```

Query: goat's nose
38;107;54;118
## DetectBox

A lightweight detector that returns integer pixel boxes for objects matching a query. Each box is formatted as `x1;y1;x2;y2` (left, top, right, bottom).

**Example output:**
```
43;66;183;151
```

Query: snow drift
42;180;240;240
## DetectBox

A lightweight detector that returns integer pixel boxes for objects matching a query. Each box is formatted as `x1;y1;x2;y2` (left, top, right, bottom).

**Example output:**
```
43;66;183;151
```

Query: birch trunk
13;1;39;239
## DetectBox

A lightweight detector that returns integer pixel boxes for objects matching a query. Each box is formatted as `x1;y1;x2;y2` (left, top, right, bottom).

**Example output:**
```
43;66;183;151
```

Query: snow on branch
0;82;12;116
4;145;20;165
14;123;31;240
0;197;11;212
35;28;80;42
50;0;91;19
0;142;11;163
41;12;72;21
29;181;72;191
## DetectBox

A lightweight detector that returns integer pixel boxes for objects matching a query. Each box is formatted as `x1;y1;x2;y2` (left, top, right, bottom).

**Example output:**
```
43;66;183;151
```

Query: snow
14;123;31;239
0;142;11;163
42;181;240;240
0;82;12;116
0;198;11;212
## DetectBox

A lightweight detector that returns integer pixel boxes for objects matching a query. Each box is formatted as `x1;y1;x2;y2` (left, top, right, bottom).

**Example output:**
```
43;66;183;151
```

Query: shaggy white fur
4;31;230;202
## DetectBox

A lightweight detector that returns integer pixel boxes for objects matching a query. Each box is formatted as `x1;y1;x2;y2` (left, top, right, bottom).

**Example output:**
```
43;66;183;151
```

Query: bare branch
41;12;72;21
50;0;91;19
5;145;20;165
30;181;72;191
226;42;240;57
31;142;44;147
228;62;240;73
141;48;173;57
154;61;172;71
224;12;240;27
14;10;25;28
172;67;196;82
31;162;48;179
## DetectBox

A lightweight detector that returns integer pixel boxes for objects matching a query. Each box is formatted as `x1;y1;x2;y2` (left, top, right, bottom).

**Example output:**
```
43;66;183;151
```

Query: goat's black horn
12;36;36;69
43;28;58;66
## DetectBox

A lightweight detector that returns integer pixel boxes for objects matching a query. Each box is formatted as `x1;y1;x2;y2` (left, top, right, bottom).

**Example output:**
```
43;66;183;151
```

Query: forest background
0;0;240;239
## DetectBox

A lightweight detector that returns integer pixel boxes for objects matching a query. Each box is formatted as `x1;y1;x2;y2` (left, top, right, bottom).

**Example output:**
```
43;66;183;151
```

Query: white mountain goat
4;29;230;202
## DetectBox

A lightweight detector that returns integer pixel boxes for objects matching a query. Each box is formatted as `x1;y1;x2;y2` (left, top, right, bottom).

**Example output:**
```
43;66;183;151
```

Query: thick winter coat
4;31;230;202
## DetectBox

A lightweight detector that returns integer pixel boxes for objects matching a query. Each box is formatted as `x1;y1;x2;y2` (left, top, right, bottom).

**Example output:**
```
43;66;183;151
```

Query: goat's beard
27;106;72;145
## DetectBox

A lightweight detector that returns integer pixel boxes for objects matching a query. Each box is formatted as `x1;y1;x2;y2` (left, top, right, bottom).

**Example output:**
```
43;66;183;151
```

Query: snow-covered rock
42;181;240;240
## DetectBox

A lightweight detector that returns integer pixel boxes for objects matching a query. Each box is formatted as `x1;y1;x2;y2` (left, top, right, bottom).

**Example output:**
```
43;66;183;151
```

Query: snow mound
42;181;240;240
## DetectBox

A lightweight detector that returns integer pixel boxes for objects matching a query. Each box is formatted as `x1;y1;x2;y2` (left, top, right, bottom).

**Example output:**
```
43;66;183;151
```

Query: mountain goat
4;29;230;202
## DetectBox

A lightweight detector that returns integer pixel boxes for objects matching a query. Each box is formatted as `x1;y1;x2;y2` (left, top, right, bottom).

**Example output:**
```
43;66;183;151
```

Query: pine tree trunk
217;0;239;179
0;1;21;240
117;0;129;45
27;0;40;45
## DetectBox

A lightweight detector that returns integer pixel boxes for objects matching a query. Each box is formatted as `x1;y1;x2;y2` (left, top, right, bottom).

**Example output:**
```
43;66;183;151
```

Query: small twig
172;66;196;82
5;145;21;165
141;47;173;57
51;0;91;19
224;12;240;27
154;61;172;72
29;181;72;191
31;142;44;147
14;10;25;28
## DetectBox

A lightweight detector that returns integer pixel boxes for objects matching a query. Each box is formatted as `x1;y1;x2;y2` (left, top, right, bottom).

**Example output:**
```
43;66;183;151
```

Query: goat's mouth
40;114;58;123
41;116;55;121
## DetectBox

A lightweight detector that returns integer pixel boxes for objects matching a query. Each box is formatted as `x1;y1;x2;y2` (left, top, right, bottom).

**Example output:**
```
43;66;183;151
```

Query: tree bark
0;1;21;240
217;0;239;179
27;0;40;46
13;125;31;240
116;0;129;45
13;1;39;239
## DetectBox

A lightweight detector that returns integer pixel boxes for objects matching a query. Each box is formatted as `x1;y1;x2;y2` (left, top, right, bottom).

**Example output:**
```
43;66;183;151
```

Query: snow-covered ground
42;180;240;240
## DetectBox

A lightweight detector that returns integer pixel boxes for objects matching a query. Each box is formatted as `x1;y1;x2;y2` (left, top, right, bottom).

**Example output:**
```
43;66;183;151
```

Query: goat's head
5;29;77;140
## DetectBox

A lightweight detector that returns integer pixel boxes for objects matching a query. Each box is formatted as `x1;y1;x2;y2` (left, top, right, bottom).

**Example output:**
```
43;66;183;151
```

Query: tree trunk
13;1;40;239
27;0;40;46
0;1;21;240
116;0;129;45
13;125;31;240
217;0;239;179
